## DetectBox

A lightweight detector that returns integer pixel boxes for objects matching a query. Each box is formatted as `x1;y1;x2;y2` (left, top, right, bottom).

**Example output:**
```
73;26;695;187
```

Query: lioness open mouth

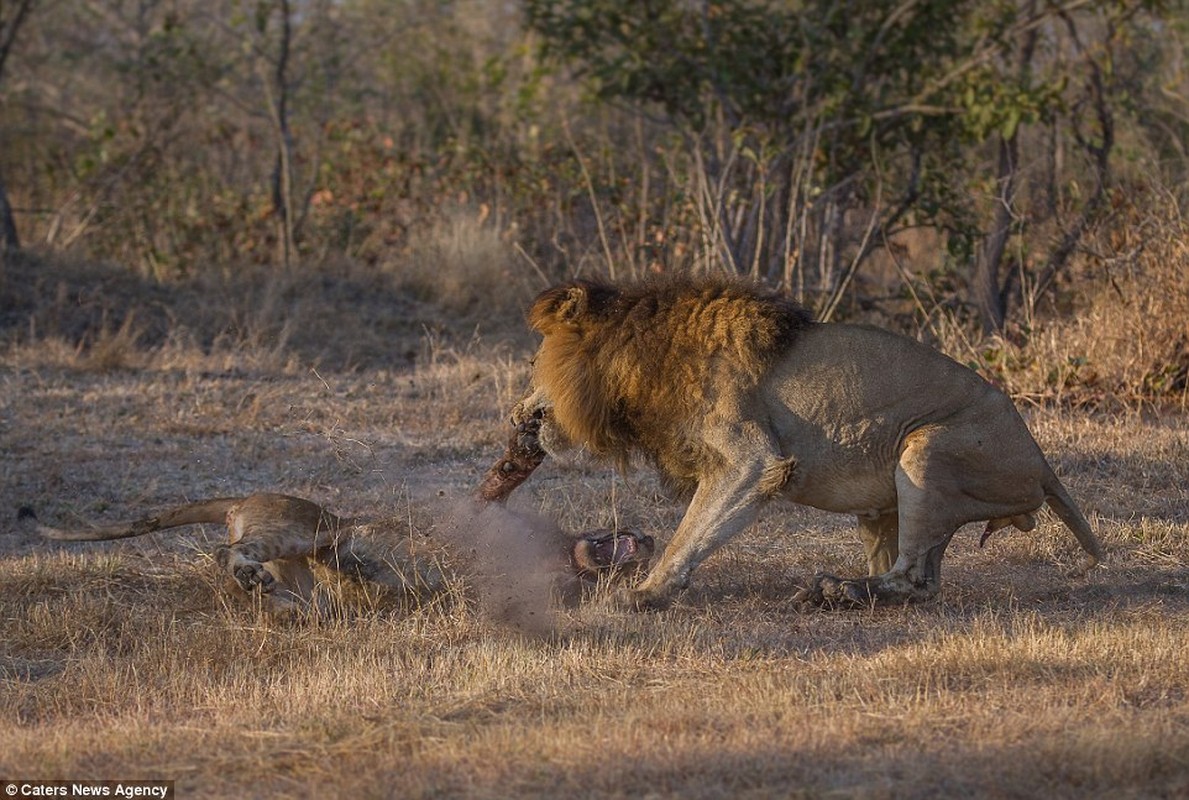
570;529;655;580
589;530;644;565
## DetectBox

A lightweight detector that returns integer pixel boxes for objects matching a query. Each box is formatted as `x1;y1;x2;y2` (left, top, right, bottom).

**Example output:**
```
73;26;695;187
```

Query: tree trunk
973;134;1017;334
1;0;35;259
0;176;19;254
1035;44;1114;301
971;4;1038;335
262;0;296;270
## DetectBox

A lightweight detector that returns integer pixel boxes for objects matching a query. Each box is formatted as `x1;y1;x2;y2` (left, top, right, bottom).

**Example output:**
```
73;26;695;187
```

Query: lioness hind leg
216;523;324;604
215;544;276;594
214;546;319;613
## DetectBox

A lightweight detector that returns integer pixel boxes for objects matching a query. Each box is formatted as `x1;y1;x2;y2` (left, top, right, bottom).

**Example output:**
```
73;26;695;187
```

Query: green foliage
524;0;1163;320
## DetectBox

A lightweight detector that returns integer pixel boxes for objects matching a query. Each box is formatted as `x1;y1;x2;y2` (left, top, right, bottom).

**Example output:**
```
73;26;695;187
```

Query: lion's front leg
510;385;550;430
617;460;776;612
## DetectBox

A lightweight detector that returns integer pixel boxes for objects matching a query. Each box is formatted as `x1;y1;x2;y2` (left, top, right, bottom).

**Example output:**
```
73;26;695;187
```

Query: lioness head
569;529;655;582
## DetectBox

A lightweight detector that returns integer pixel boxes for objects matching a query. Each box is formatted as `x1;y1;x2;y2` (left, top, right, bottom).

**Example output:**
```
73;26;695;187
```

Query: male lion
511;276;1104;611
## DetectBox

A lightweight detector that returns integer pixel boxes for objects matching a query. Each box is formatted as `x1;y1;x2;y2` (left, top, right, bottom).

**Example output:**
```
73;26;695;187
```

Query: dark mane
528;275;814;484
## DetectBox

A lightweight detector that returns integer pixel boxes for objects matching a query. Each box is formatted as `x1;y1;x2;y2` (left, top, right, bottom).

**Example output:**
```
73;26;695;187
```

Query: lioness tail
36;498;243;541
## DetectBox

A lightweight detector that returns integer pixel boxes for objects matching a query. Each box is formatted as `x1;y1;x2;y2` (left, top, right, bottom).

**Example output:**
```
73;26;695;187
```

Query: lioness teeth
591;534;638;566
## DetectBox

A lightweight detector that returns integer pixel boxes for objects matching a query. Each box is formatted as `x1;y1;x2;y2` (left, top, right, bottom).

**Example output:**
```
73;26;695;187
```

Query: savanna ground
1;252;1187;799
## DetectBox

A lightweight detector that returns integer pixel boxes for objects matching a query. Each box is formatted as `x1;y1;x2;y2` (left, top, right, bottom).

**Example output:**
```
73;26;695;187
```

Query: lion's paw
216;547;275;594
793;573;878;609
795;571;939;609
609;586;673;613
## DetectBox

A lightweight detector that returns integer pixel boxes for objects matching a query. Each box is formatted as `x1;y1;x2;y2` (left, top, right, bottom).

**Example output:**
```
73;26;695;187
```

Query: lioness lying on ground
511;275;1104;612
32;492;654;615
32;493;443;613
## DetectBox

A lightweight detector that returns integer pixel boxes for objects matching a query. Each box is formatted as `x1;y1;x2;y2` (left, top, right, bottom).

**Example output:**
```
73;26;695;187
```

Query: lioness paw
231;560;275;593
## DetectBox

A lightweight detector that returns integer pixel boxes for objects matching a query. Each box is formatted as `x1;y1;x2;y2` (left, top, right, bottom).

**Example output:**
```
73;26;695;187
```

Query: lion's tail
1043;475;1105;573
34;498;243;541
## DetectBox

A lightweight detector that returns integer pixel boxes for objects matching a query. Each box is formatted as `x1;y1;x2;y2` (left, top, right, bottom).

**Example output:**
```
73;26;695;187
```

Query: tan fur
36;493;654;615
515;277;1104;611
37;493;444;615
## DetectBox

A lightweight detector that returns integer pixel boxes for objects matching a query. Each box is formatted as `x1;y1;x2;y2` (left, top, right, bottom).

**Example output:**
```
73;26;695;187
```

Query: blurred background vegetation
0;0;1185;405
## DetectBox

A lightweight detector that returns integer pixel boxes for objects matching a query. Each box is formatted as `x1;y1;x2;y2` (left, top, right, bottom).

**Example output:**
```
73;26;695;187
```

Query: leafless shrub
963;192;1189;410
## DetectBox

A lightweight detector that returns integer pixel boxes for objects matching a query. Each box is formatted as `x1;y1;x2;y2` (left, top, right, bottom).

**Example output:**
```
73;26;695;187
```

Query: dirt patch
434;498;570;636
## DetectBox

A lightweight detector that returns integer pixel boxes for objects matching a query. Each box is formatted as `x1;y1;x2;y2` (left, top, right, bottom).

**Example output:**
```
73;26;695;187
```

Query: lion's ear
528;284;589;332
554;286;589;323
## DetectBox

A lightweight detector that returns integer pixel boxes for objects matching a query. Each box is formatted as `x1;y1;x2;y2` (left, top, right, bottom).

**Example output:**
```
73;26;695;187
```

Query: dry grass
970;197;1189;411
394;206;540;318
2;255;1188;798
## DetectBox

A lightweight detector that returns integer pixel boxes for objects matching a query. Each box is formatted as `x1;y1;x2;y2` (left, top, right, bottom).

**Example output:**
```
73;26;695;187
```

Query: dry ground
1;258;1188;798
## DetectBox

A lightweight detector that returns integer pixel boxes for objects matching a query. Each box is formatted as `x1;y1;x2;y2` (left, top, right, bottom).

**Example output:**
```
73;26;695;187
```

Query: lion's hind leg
797;512;900;607
797;431;977;608
797;489;959;608
803;422;1052;608
858;512;899;576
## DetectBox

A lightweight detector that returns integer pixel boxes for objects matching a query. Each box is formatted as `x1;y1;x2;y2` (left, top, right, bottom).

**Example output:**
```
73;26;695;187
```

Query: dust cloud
433;499;572;636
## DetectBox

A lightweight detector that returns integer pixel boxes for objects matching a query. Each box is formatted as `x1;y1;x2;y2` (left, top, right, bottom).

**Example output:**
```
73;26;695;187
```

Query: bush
975;189;1188;410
